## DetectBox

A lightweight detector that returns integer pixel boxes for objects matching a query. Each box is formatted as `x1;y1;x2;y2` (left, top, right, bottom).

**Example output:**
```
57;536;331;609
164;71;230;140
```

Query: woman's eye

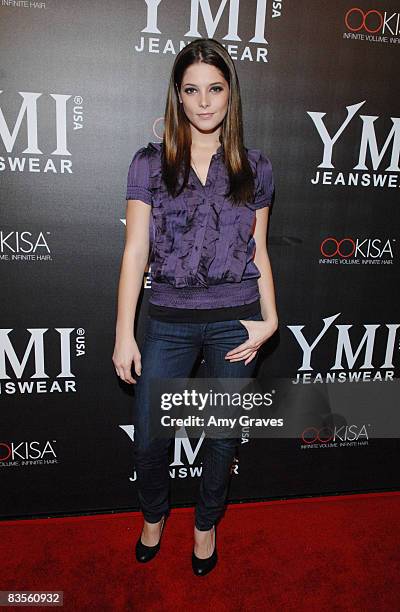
183;86;223;94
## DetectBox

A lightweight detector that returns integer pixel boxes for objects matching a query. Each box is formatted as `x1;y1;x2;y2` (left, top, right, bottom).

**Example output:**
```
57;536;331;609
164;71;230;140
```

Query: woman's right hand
112;335;142;384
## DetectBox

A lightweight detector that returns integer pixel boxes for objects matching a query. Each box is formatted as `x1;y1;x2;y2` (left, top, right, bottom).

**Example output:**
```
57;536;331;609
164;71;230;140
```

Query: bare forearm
255;250;278;325
115;248;148;338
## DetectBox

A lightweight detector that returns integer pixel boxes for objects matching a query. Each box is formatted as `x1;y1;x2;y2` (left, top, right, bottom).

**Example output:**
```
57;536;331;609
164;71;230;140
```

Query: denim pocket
237;311;263;331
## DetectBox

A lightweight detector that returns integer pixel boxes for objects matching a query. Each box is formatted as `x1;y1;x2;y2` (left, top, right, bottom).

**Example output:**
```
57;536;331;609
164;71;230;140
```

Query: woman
112;38;278;577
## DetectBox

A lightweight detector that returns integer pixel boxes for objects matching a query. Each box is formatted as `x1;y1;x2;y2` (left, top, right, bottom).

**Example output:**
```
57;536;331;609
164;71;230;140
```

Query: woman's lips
198;113;214;119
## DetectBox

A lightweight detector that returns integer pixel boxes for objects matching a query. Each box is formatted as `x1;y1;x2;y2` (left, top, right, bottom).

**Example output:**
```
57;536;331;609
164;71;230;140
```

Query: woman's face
178;62;229;134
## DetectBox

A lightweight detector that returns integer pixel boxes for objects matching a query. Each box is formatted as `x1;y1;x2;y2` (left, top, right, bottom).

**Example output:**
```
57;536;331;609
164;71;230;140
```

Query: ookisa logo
134;0;280;62
308;101;400;188
319;237;395;265
0;327;86;395
0;439;58;468
0;230;53;263
0;91;83;174
343;8;400;44
300;424;370;449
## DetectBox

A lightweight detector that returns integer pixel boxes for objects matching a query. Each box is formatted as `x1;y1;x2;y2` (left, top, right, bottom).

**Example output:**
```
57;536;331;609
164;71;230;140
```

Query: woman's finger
225;340;253;358
120;365;136;384
244;351;258;365
226;348;256;362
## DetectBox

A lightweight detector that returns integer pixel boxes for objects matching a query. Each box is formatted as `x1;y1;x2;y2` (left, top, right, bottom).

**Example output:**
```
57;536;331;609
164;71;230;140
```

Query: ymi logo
308;100;400;187
121;423;208;481
289;313;399;384
0;91;84;173
0;327;86;395
134;0;279;62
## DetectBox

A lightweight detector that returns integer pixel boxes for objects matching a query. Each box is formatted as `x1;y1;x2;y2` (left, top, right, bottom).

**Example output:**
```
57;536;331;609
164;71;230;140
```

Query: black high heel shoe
135;515;166;563
192;525;218;576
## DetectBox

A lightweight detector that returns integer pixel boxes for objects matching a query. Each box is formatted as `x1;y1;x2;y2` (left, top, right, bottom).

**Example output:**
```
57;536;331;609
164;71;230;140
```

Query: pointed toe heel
192;547;218;576
135;515;166;563
192;525;218;576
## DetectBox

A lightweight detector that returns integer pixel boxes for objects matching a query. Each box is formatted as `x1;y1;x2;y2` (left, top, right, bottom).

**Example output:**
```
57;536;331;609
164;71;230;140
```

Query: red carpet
1;492;400;611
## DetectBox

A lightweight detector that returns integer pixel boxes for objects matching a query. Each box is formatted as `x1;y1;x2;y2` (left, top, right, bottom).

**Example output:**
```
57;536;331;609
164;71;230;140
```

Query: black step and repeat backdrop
1;1;399;519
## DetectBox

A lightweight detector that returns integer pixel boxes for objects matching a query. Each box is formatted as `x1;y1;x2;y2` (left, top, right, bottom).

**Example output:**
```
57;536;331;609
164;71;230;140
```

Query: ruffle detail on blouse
143;141;262;288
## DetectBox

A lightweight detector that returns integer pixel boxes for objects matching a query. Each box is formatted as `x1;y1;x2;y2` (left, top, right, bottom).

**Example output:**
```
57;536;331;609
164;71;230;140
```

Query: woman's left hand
225;317;278;365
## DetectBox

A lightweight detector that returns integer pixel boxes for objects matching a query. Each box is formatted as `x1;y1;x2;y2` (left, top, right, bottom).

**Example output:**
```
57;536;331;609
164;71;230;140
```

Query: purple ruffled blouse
125;142;274;309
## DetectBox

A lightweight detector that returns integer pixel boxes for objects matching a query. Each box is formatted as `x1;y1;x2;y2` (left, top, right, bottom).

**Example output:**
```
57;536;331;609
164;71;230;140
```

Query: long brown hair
162;38;255;206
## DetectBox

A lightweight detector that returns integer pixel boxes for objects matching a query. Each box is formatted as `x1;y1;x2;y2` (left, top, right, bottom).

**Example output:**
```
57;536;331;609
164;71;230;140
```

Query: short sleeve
125;146;152;205
253;152;274;209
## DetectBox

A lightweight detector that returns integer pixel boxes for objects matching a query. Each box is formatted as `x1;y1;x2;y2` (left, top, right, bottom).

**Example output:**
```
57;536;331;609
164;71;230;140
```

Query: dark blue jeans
132;312;263;531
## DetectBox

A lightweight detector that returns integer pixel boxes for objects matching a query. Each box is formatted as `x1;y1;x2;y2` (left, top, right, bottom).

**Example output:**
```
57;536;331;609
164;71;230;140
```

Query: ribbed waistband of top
149;278;260;309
